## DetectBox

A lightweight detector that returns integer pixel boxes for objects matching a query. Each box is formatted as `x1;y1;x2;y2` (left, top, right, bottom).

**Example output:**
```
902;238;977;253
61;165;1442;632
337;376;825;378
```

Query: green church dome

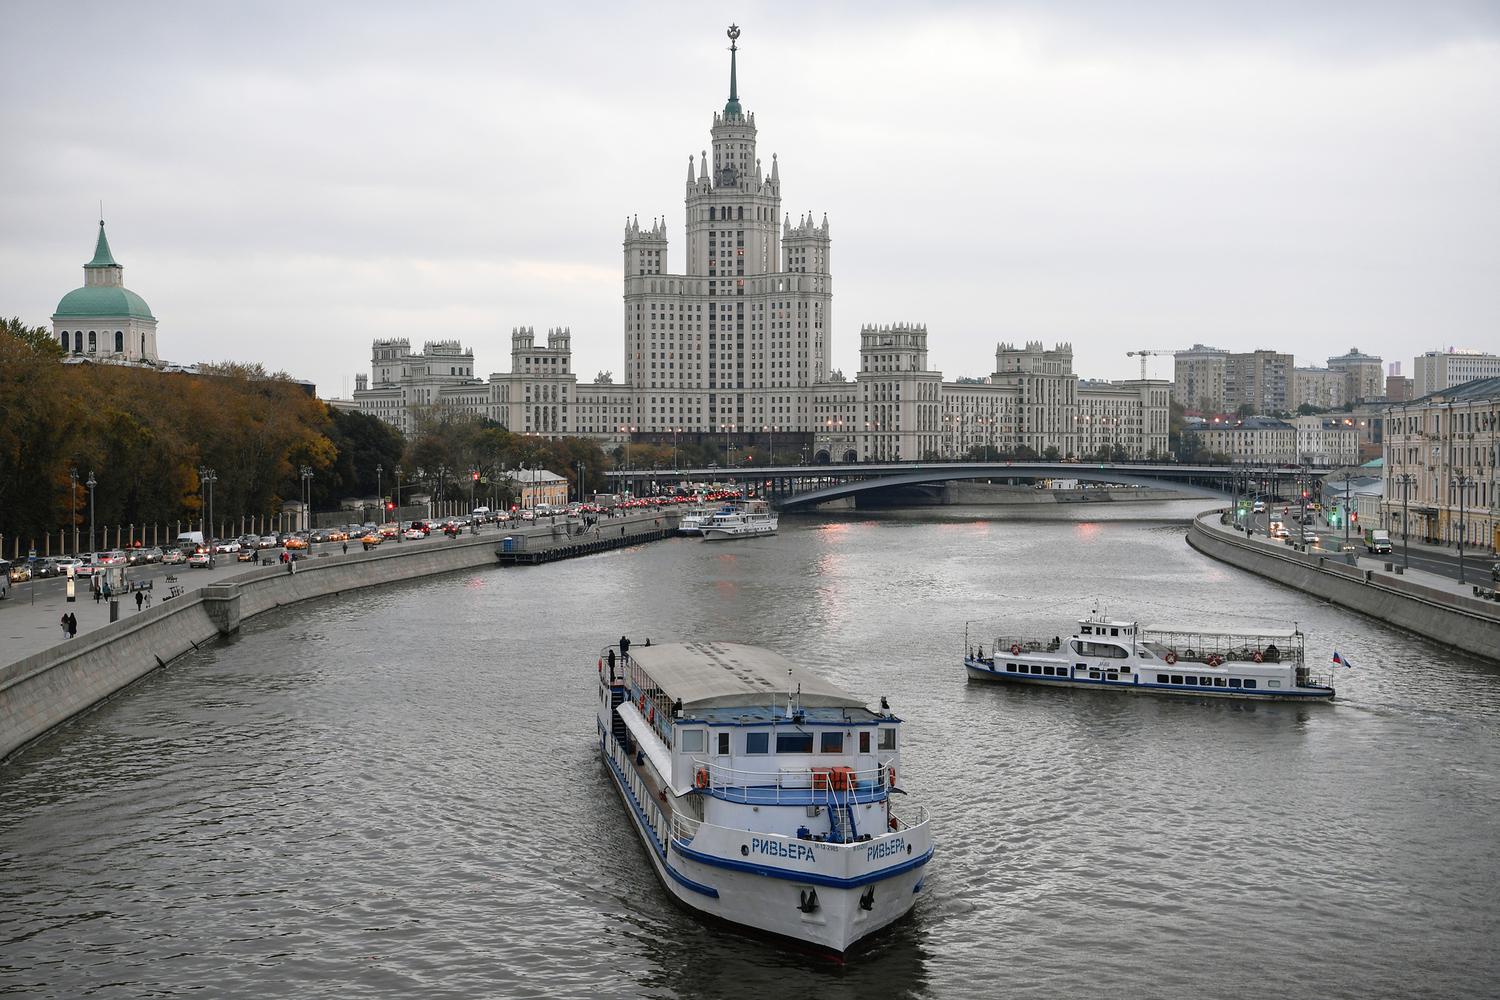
53;284;155;320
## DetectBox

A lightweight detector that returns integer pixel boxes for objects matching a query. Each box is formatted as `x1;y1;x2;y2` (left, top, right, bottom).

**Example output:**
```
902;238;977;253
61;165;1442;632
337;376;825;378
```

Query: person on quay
135;590;144;613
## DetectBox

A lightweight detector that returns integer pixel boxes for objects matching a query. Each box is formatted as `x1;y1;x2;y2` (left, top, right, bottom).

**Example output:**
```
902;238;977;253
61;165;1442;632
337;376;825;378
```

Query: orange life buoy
1164;652;1178;665
695;768;709;789
887;765;897;788
1010;643;1022;656
1252;651;1264;663
1207;654;1222;667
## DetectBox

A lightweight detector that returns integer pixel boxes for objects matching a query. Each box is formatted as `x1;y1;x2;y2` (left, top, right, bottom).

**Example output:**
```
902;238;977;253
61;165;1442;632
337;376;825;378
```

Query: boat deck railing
982;636;1065;657
1139;630;1304;667
690;758;896;801
671;803;928;852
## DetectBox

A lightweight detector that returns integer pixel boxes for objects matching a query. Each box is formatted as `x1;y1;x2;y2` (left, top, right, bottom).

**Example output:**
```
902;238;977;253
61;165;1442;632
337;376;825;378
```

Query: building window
115;331;124;353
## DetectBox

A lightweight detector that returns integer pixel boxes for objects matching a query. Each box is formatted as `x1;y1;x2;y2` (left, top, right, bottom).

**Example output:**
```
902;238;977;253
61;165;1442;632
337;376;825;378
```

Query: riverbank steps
0;511;676;761
1187;511;1500;663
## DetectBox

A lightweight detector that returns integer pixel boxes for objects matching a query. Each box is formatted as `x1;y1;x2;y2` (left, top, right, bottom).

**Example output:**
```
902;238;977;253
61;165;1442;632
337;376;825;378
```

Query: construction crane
1126;349;1176;380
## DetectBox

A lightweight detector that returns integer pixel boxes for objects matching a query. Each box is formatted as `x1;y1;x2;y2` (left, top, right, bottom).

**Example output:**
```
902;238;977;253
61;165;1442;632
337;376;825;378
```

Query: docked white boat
699;500;778;540
596;641;933;953
678;503;728;536
964;614;1336;701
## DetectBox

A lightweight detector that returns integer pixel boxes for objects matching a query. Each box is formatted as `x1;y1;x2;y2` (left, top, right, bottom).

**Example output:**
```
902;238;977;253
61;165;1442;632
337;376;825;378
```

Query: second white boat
700;500;778;540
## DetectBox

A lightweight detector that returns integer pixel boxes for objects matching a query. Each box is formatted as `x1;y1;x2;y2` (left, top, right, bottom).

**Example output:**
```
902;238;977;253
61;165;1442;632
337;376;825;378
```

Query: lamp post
1396;472;1415;570
1343;476;1352;549
394;465;403;541
69;468;79;556
299;465;314;532
1452;473;1474;584
86;471;97;554
375;463;383;524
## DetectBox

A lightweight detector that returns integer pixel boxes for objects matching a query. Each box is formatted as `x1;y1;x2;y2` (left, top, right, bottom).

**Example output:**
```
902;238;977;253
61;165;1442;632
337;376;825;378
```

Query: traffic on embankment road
0;507;679;762
1188;509;1500;663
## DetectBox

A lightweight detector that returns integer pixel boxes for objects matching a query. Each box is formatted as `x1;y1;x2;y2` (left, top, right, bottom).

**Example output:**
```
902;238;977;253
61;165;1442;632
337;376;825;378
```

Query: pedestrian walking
60;614;69;639
67;613;77;638
342;541;348;555
93;581;102;604
135;590;144;612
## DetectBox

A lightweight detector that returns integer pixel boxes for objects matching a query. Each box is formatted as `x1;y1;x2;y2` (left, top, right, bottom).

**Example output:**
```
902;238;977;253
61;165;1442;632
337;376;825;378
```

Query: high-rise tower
623;25;833;441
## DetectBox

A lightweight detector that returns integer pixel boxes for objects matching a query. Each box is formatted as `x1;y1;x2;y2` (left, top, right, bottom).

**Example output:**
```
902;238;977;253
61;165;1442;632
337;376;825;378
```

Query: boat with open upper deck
964;614;1336;700
699;500;778;541
596;641;932;954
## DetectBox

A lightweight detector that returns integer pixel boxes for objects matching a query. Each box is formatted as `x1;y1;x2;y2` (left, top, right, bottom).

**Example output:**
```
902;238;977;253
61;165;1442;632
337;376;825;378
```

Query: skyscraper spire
724;24;742;117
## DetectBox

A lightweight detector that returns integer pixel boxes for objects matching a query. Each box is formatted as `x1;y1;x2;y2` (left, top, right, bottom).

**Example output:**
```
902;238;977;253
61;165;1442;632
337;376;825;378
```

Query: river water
2;501;1497;999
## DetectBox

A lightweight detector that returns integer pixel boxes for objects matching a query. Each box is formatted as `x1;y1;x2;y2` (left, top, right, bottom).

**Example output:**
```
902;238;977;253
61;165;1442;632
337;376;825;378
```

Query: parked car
361;532;383;550
187;551;214;568
161;548;187;565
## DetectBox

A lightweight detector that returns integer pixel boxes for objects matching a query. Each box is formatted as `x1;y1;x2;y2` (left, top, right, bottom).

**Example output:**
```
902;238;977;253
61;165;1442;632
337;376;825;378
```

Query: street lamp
1452;473;1475;584
394;465;403;541
69;468;79;555
300;465;314;532
1396;472;1415;570
86;471;97;553
375;463;383;524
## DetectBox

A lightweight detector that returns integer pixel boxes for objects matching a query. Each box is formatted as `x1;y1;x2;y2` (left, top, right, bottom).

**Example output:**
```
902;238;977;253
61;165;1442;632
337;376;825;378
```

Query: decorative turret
623;215;669;277
782;210;831;274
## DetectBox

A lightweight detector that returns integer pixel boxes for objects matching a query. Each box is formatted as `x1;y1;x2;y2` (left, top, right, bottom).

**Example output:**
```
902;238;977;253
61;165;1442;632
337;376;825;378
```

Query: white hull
700;523;777;541
964;659;1334;701
599;726;927;953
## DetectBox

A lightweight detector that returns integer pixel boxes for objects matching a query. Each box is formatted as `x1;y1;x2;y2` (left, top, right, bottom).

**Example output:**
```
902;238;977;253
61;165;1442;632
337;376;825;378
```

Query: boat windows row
678;726;896;755
1156;673;1278;689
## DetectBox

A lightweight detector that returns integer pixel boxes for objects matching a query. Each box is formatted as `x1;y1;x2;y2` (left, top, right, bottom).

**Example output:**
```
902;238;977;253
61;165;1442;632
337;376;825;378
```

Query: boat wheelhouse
596;641;932;953
699;500;778;541
964;614;1335;701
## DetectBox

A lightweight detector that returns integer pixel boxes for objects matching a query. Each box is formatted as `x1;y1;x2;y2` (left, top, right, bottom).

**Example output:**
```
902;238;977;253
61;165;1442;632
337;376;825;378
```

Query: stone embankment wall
0;513;673;761
1186;512;1500;662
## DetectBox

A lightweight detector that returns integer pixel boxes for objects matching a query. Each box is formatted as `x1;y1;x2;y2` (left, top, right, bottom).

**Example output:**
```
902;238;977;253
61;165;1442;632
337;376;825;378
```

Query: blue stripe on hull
671;840;935;890
600;729;720;898
963;661;1334;700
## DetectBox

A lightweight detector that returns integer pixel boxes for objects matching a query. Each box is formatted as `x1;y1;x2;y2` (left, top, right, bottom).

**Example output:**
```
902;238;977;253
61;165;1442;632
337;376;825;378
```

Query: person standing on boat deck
644;638;651;647
620;636;631;659
607;648;616;679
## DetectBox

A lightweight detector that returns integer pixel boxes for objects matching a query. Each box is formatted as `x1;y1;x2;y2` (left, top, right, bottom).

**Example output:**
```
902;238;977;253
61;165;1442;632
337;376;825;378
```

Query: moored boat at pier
964;614;1335;700
699;500;778;540
597;641;932;953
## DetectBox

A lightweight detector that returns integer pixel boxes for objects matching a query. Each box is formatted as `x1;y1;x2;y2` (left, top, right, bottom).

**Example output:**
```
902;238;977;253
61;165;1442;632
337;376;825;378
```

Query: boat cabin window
746;732;769;754
820;732;844;753
1081;625;1092;634
1075;641;1129;658
1214;677;1226;687
716;732;731;755
1170;675;1183;684
681;729;706;754
1246;679;1260;689
1228;678;1241;688
878;727;897;751
1157;673;1169;683
776;733;814;754
859;731;871;753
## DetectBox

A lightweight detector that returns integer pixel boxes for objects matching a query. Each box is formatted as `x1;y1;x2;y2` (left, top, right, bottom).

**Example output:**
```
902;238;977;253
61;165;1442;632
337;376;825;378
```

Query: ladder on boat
826;787;859;844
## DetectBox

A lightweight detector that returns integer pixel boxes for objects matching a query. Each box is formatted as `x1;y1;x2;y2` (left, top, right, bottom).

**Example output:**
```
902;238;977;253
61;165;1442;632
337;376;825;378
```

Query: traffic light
1330;510;1340;527
1351;511;1358;524
386;501;395;512
472;471;480;481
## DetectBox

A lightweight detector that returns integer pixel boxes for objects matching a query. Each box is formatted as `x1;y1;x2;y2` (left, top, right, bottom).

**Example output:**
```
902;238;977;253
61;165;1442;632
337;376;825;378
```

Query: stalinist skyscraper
621;24;832;438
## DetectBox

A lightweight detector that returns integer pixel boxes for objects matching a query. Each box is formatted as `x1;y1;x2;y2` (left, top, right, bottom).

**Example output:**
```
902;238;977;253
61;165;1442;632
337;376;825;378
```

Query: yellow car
361;532;383;550
284;536;309;550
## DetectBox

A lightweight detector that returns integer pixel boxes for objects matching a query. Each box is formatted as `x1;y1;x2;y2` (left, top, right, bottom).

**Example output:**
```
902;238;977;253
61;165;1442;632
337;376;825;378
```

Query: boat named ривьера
964;613;1336;700
596;641;932;953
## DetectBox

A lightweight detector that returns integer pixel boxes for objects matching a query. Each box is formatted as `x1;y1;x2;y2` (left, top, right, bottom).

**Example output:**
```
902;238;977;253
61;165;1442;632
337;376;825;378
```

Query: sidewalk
1205;512;1500;608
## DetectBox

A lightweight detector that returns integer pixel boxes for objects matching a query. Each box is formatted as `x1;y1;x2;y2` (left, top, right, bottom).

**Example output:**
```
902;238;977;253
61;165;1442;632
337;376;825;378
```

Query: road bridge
605;461;1328;510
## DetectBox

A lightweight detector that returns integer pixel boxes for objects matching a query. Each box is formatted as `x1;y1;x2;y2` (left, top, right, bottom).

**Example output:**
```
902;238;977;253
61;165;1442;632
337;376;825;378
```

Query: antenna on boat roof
786;667;794;719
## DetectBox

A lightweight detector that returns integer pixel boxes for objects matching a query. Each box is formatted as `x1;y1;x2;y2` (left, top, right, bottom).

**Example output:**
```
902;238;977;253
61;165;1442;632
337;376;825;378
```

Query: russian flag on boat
1331;649;1353;670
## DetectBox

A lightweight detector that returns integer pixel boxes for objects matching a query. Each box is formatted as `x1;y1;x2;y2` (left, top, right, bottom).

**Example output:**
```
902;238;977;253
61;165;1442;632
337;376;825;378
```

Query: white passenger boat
964;614;1336;700
678;503;727;536
699;500;778;541
596;641;933;953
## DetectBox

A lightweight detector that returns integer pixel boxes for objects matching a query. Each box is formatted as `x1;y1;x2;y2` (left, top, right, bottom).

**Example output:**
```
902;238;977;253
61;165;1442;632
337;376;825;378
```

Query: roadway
1242;504;1499;587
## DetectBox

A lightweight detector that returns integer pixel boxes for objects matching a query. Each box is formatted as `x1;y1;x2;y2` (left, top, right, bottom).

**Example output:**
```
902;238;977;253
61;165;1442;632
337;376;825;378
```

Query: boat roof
628;642;869;711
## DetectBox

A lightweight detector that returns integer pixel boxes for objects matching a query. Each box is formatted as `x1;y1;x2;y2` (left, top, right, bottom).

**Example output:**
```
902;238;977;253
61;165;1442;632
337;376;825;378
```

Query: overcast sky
4;1;1498;397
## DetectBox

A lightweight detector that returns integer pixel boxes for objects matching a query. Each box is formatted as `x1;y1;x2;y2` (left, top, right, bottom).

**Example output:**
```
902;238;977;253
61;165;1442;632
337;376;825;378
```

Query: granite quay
1187;510;1500;662
0;509;676;762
